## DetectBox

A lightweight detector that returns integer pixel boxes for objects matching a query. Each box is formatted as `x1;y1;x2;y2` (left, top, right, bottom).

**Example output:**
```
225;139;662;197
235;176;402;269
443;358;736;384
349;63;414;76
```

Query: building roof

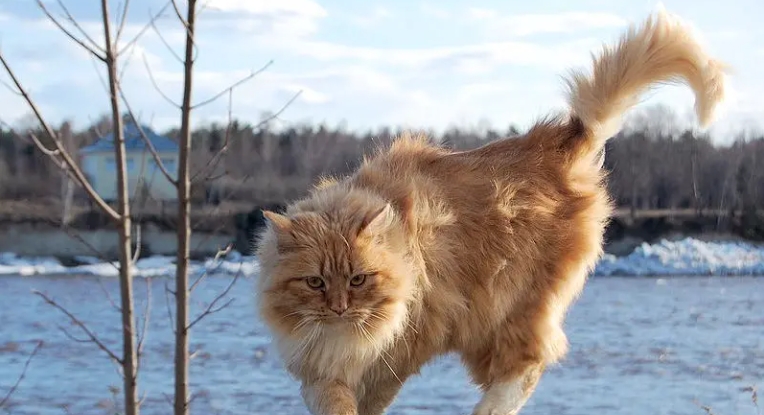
79;122;178;154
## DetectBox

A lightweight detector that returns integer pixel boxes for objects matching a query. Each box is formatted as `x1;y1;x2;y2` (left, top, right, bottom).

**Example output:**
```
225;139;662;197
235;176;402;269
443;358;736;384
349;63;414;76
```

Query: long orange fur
255;9;726;415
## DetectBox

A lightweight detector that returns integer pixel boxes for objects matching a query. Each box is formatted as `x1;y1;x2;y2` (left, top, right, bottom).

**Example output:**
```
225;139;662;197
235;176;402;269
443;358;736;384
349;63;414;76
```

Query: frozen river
0;274;762;415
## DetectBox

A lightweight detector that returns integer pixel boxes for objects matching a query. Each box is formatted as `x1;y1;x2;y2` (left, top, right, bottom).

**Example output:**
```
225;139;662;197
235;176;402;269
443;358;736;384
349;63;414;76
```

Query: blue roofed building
79;122;178;202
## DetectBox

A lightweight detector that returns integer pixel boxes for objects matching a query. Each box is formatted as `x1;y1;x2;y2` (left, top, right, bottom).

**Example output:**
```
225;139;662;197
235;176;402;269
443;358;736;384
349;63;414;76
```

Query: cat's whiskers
368;310;414;359
369;308;417;337
281;310;305;319
358;320;404;386
292;316;312;333
288;322;322;368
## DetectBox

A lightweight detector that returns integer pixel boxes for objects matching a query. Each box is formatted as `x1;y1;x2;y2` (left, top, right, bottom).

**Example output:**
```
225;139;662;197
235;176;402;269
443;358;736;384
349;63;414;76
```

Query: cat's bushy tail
556;7;726;159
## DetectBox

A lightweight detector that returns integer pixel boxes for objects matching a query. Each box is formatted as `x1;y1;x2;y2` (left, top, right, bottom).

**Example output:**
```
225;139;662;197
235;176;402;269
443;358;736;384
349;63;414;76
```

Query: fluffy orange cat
255;9;726;415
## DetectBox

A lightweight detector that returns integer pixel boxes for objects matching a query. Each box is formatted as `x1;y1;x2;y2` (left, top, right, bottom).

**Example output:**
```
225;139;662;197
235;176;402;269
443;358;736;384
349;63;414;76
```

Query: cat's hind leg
461;309;563;415
469;362;545;415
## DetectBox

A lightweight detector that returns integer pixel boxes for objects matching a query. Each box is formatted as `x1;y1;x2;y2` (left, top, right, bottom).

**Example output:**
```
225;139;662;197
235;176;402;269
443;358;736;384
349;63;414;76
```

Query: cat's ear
358;203;395;237
263;210;292;233
263;210;297;252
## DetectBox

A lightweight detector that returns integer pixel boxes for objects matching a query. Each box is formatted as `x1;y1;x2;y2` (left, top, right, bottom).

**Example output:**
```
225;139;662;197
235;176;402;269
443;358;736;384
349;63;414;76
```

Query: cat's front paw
472;403;520;415
301;379;359;415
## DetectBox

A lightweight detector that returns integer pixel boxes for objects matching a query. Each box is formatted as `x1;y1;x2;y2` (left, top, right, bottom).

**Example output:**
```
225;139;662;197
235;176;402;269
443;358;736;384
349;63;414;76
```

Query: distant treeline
1;110;763;218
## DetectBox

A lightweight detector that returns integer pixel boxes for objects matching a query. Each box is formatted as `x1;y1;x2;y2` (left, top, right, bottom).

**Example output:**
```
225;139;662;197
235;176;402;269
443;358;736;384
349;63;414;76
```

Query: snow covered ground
1;237;763;277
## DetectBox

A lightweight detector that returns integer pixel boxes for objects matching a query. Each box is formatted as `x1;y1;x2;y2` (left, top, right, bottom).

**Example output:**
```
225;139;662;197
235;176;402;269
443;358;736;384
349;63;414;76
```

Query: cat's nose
330;303;348;316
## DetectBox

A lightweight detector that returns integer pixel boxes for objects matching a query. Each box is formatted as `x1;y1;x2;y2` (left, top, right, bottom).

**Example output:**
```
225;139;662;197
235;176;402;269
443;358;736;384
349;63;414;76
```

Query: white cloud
279;37;604;74
204;0;327;17
419;3;451;20
282;84;331;104
0;0;758;140
201;0;328;39
347;6;393;27
467;9;628;37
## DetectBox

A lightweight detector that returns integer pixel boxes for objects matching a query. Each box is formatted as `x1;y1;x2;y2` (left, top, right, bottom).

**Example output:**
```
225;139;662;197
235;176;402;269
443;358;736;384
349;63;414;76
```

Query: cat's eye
349;274;368;287
306;276;325;290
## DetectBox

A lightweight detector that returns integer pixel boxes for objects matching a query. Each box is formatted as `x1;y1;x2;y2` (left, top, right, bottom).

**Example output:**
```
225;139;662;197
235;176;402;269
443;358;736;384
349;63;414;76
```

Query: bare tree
0;1;168;414
134;1;299;413
173;3;197;413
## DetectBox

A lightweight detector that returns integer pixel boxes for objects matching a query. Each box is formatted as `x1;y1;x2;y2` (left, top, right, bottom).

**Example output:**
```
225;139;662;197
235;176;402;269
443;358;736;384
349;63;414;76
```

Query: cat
254;8;726;415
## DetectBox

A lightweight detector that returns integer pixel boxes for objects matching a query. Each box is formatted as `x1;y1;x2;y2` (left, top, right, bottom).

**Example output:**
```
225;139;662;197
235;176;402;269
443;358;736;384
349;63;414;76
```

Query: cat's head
255;188;414;353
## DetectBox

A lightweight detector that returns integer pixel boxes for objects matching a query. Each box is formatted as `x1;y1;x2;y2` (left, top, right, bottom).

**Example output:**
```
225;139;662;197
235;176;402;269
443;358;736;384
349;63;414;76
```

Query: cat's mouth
321;310;371;326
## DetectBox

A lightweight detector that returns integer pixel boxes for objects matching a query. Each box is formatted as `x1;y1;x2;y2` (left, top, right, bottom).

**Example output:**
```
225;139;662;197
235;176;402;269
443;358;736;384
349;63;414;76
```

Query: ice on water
1;237;763;277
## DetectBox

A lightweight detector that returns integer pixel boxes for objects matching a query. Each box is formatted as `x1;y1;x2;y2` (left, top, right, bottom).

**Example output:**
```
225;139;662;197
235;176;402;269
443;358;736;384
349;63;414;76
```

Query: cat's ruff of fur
255;8;726;415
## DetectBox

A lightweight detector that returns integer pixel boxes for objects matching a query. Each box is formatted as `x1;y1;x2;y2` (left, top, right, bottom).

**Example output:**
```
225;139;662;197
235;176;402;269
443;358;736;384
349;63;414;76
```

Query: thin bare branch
167;0;202;62
0;340;43;410
187;267;242;330
57;325;91;343
86;115;108;139
118;88;178;186
252;89;302;129
89;53;111;96
118;41;137;84
150;18;184;64
189;89;233;182
97;277;123;313
201;171;227;182
131;223;142;264
0;77;22;96
53;0;105;52
142;53;180;108
191;174;253;233
189;244;232;292
118;1;172;57
191;87;303;183
32;290;123;365
136;277;152;374
35;0;106;61
162;392;173;407
0;53;120;220
138;390;148;409
198;0;212;17
57;224;119;273
191;60;273;109
187;390;203;406
164;281;176;335
28;133;60;156
170;0;189;28
115;0;132;43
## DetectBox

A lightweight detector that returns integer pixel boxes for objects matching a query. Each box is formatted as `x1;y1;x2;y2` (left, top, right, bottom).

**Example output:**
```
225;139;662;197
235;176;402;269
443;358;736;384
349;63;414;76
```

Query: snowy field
2;237;764;278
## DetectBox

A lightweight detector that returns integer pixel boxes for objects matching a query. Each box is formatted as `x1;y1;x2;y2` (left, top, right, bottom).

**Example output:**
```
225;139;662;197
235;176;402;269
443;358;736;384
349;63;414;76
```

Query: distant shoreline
3;236;763;278
1;202;762;260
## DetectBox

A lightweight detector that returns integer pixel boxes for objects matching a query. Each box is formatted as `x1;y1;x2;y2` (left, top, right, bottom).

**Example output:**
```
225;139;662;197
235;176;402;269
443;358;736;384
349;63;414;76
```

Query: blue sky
0;0;761;143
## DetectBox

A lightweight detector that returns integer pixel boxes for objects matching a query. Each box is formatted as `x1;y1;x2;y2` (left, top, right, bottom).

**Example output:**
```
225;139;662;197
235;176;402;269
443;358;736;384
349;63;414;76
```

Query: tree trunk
101;1;138;414
61;174;74;226
174;2;197;414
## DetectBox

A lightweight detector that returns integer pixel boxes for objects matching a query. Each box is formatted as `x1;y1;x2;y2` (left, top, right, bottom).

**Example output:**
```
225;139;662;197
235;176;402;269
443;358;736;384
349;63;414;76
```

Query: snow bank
593;238;764;276
0;251;259;278
1;237;763;277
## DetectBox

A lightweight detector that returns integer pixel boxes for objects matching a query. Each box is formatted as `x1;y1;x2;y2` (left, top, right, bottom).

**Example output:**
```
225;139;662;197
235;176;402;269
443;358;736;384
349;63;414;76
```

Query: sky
0;0;762;143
